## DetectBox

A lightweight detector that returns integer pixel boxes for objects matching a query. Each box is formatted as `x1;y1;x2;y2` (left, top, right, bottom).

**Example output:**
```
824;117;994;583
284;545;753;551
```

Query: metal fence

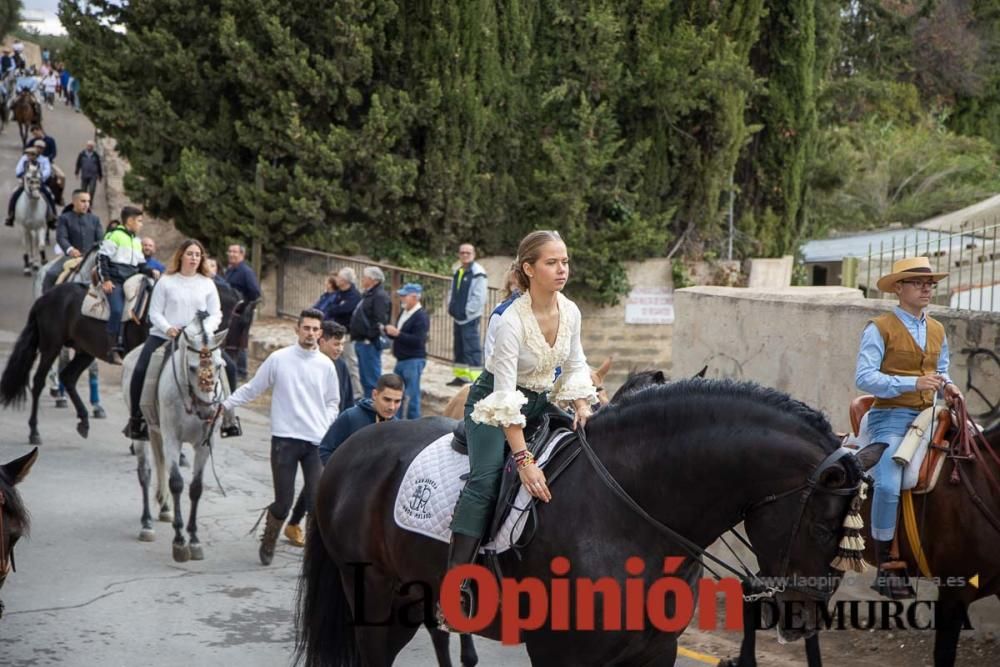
861;220;1000;312
276;246;503;362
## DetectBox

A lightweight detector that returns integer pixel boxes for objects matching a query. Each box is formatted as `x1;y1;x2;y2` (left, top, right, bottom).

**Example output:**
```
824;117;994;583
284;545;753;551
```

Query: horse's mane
0;473;30;534
592;378;840;452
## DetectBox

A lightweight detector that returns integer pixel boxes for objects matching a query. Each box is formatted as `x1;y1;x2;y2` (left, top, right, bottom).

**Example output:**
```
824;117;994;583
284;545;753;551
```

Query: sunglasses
900;280;938;289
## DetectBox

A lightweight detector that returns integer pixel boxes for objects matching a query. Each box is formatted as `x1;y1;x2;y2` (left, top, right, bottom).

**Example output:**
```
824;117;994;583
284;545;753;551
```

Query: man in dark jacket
386;283;429;419
26;126;57;162
56;189;102;258
318;373;403;465
349;266;391;396
447;243;488;386
75;140;103;198
224;243;262;380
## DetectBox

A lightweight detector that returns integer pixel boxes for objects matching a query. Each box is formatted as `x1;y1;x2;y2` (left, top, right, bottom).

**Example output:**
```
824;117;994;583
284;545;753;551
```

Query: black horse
0;447;38;620
296;379;868;666
0;279;242;445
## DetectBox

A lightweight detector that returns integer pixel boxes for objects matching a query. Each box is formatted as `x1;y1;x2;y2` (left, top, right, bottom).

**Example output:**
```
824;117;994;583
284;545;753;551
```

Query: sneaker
284;524;305;547
92;405;107;419
446;377;469;387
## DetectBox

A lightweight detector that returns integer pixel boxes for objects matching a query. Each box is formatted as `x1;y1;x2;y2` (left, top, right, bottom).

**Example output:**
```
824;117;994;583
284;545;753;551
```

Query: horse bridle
576;428;866;602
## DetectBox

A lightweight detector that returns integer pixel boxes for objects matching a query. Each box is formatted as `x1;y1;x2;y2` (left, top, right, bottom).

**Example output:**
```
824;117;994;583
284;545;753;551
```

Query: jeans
394;357;426;419
866;407;920;541
106;282;126;338
269;437;322;521
130;336;169;421
52;351;100;404
355;340;381;397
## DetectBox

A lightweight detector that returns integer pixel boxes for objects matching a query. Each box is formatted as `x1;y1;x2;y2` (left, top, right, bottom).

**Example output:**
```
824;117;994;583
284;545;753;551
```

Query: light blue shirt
855;306;952;399
15;154;52;181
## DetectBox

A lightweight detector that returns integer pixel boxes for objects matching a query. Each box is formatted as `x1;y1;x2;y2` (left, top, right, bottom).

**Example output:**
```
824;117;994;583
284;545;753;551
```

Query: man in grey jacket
56;189;103;258
447;243;488;386
75;140;103;199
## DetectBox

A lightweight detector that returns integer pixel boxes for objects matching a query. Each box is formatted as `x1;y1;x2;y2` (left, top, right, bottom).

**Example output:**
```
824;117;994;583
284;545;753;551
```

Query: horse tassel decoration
830;480;869;573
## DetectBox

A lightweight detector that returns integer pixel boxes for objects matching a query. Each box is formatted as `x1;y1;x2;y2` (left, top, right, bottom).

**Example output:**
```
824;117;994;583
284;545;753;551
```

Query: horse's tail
0;306;40;407
294;519;358;667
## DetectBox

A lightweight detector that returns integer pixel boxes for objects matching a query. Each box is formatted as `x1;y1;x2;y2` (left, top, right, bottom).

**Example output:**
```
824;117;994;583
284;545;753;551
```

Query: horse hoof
138;528;155;542
158;510;173;522
28;433;41;445
172;544;190;563
189;544;204;560
22;268;30;276
55;398;68;408
76;421;89;438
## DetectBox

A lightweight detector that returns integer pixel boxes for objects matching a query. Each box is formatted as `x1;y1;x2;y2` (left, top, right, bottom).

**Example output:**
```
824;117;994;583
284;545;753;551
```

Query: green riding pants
449;371;549;538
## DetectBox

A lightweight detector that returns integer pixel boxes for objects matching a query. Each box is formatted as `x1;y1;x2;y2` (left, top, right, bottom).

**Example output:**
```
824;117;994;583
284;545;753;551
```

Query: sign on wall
624;287;674;324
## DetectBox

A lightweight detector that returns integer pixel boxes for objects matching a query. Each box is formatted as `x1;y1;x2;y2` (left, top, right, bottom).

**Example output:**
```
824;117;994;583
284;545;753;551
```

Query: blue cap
397;282;423;296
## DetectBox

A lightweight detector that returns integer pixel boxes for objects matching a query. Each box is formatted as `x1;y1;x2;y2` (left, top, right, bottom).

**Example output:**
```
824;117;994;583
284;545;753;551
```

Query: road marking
678;646;720;664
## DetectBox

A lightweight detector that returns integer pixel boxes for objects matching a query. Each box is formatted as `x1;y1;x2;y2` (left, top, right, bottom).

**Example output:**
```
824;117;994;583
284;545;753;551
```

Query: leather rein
948;397;1000;535
575;427;865;602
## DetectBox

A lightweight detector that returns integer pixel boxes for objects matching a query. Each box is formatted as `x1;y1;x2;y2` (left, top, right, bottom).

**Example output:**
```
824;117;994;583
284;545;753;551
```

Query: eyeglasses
900;280;938;289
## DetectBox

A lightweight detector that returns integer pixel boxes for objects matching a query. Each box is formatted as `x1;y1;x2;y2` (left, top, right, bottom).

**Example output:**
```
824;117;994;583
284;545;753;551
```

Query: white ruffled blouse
471;291;597;428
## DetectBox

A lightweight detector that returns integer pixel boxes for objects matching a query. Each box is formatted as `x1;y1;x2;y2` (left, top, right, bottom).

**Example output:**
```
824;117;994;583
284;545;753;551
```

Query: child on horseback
98;206;156;364
442;230;596;626
5;145;57;226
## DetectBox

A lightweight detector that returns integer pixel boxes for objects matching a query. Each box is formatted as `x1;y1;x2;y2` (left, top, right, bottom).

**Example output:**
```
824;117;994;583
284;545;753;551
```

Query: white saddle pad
394;430;574;554
81;273;149;322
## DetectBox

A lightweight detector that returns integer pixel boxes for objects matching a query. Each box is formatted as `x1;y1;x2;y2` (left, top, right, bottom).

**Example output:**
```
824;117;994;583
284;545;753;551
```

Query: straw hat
876;256;948;292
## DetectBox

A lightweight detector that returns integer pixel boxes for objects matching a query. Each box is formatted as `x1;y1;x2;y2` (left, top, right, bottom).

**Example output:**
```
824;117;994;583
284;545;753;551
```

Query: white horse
15;162;48;275
121;317;228;562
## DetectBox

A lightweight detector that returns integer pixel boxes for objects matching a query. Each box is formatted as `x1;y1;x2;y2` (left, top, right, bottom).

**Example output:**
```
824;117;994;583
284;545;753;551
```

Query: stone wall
672;286;1000;433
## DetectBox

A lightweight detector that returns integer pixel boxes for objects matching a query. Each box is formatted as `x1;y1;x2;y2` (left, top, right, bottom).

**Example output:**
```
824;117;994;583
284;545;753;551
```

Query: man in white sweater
221;308;340;565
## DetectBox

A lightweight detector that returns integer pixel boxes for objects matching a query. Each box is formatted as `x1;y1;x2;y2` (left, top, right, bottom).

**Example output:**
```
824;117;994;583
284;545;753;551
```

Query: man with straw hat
855;256;963;599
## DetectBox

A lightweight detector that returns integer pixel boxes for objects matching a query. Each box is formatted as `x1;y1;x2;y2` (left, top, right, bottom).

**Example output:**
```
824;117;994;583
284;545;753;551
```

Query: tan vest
870;312;944;410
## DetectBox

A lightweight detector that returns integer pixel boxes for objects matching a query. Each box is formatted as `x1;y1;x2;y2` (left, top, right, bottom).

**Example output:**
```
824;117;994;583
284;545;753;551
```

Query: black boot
125;416;149;441
220;409;242;438
105;334;124;364
437;533;482;632
871;539;915;600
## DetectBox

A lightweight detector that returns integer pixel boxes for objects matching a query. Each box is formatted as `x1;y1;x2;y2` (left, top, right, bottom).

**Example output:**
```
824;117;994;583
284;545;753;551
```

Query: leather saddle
848;394;953;495
450;406;579;547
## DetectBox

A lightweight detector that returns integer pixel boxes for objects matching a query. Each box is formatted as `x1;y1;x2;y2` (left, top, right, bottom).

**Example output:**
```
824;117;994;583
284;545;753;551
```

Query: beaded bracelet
514;450;534;470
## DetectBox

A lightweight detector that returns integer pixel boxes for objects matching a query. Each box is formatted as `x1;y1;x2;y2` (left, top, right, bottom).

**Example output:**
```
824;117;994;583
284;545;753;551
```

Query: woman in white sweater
127;239;222;440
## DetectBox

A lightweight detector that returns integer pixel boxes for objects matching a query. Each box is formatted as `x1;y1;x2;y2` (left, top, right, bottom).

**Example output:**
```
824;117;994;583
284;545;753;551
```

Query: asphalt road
0;104;716;665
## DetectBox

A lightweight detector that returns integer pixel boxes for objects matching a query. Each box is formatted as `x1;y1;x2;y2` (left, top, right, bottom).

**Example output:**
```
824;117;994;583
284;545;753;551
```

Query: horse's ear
596;357;613;380
3;447;39;485
695;365;708;378
854;442;888;472
653;370;666;384
212;330;228;349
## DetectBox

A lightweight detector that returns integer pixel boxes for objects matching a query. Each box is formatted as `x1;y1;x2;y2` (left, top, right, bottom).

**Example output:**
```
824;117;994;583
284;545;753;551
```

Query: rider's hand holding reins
916;374;945;393
166;327;181;338
943;380;963;405
101;279;113;294
572;399;592;431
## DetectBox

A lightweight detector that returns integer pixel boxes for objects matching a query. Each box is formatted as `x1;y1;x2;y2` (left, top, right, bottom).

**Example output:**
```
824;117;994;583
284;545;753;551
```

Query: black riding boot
436;533;482;632
105;333;124;365
871;539;915;600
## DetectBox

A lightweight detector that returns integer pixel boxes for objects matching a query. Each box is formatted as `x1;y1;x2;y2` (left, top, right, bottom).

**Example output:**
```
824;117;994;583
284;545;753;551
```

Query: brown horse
441;357;614;420
11;91;38;146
